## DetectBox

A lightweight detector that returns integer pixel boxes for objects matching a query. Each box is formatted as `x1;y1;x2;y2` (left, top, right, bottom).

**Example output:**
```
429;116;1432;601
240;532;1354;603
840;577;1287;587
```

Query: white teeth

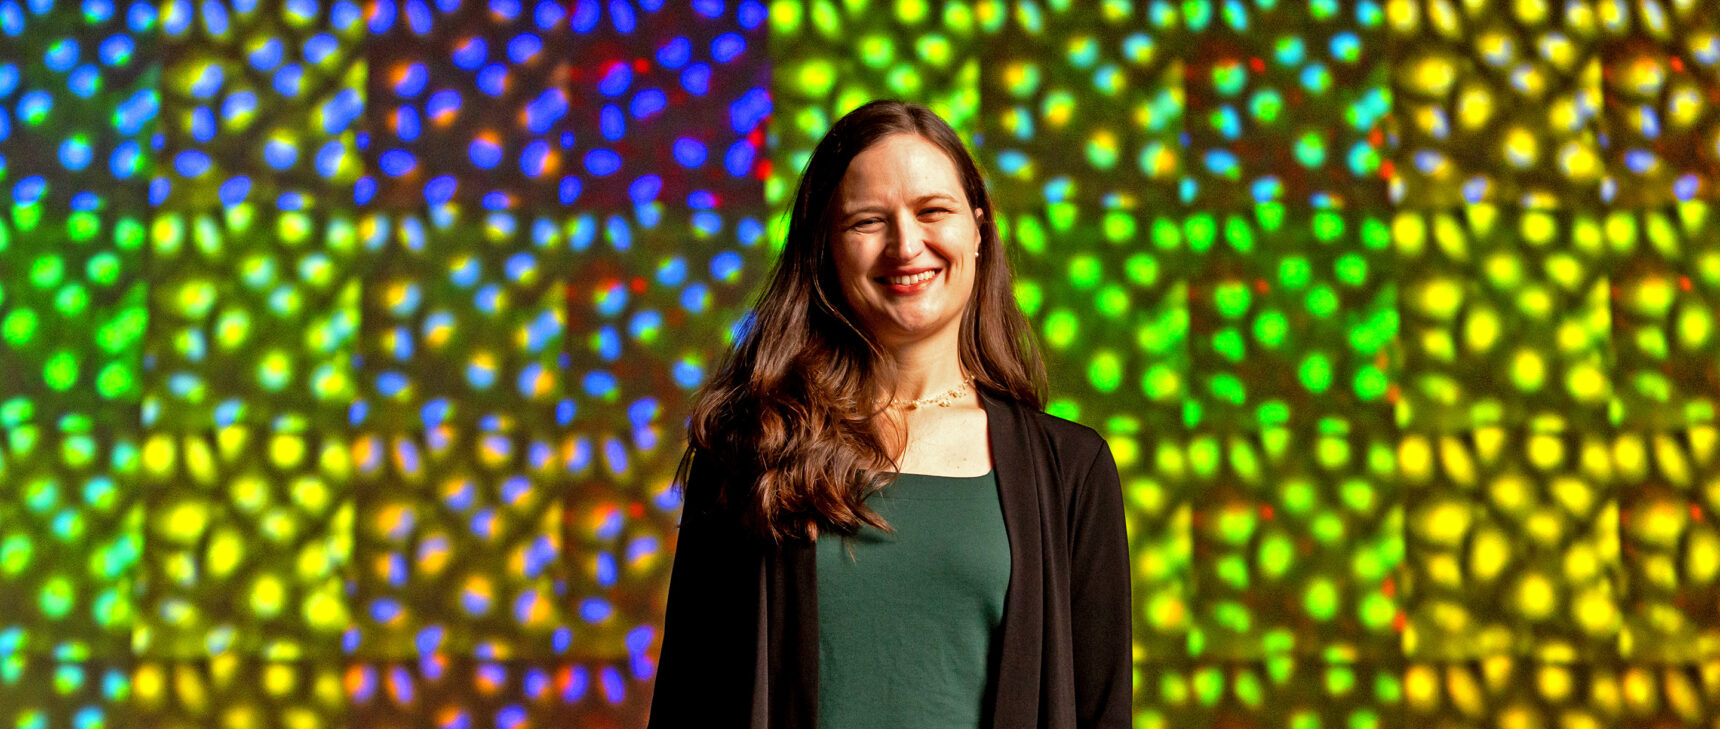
881;270;938;286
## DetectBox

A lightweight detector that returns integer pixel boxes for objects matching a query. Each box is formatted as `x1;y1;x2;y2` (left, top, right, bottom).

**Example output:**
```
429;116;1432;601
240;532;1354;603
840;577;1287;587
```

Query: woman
647;100;1131;729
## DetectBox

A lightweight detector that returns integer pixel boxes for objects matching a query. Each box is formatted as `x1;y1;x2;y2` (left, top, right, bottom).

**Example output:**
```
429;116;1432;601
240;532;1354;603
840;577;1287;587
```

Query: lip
874;267;942;294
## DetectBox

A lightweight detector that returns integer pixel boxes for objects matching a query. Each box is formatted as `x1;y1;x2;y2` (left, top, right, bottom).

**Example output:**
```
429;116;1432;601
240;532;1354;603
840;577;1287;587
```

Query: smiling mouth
876;270;940;286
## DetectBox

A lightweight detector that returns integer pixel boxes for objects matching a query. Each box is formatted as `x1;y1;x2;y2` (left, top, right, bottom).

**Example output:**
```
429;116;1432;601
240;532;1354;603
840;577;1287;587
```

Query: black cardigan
647;391;1132;728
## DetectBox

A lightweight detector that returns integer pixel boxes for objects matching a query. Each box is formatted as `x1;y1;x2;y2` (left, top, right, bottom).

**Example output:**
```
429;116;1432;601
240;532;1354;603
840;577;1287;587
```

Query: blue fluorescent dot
687;190;716;209
595;552;617;586
451;37;487;70
673;359;702;389
314;139;344;178
672;137;706;167
681;63;710;95
66;64;98;97
219;177;251;205
380;149;416;176
533;0;562;28
427;89;461;118
520;139;550;177
559;176;582;204
692;211;721;235
424;176;456;203
0;65;17;96
600;667;625;704
469;137;503;169
126;0;156;31
404;0;431;33
607;0;633;32
82;0;113;21
190;64;224;97
367;0;395;31
190;106;216;142
174;150;211;178
324;88;362;133
264;139;298;169
488;0;518;19
691;0;720;17
476;63;507;96
724;139;755;177
376;371;408;396
710;250;742;281
630;88;666;118
395;62;427;96
44;39;79;72
1625;149;1656;173
248;38;283;70
657;36;690;68
394;106;421;141
583;370;617;397
332;0;361;27
728;87;771;133
711;32;745;63
737;0;763;27
600;104;624;140
59;137;92;171
738;216;763;245
585;148;621;176
598;62;631;96
1675;174;1700;200
657;257;686;286
570;0;597;31
110;141;141;178
681;282;709;313
507;33;541;63
202;0;229;34
629;174;662;203
303;33;337;64
273;64;305;97
596;326;621;360
525;88;567;134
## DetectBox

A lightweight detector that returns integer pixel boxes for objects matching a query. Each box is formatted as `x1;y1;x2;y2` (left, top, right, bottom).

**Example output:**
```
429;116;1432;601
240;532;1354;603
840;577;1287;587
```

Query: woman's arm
1069;440;1133;728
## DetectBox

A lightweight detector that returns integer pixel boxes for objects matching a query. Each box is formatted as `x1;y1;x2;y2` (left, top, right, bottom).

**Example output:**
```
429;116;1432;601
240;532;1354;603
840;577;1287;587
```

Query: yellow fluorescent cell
207;528;245;578
1686;529;1720;584
251;575;286;618
1497;705;1539;729
1412;55;1457;96
1415;500;1472;546
263;664;297;697
1537;664;1573;701
296;542;330;580
161;501;210;544
1456;86;1495;129
1488;474;1530;513
1468;527;1510;581
271;434;307;469
1558;142;1598;180
1462;308;1500;352
1502;126;1539;168
1445;666;1485;716
1514;571;1557;620
1566;363;1608;402
303;585;347;631
1621;669;1657;712
1404;665;1439;711
175;664;209;712
1563;542;1599;582
1525;508;1565;546
1510;349;1547;392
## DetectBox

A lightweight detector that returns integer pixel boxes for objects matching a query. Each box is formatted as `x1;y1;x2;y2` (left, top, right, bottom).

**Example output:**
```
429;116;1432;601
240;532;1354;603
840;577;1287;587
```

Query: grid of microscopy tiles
4;0;1720;726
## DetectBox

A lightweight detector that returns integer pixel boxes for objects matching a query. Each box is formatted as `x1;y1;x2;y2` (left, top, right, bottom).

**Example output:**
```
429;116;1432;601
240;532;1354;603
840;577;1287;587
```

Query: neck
881;333;968;402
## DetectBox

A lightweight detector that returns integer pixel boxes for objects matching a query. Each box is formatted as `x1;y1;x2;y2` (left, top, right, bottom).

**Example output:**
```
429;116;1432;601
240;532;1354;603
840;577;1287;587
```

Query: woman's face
827;133;984;350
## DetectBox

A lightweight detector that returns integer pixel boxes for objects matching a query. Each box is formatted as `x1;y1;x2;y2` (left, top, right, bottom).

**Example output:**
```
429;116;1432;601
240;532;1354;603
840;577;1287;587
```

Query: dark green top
814;470;1012;729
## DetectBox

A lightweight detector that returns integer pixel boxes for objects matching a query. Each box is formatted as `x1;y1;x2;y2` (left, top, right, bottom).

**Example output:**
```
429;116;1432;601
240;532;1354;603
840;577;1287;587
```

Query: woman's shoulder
987;395;1110;466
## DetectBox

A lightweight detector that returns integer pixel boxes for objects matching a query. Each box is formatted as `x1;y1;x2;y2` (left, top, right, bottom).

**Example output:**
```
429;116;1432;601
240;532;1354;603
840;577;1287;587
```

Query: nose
883;211;925;260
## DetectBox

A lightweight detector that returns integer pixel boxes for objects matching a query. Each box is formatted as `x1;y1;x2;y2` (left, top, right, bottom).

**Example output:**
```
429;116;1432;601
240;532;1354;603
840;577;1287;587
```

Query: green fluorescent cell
1044;309;1078;349
1095;285;1129;317
1278;256;1311;288
1215;554;1249;589
1334;253;1368;285
1223;215;1254;253
915;34;952;67
858;34;894;68
1213;327;1244;362
1016;215;1046;254
40;576;74;619
1068;255;1101;288
1014;280;1043;316
1087;350;1122;392
1141;364;1179;401
1312;211;1345;242
4;309;40;346
44;350;80;391
1304;577;1338;621
1213;281;1251;318
1150;216;1180;250
1125;254;1159;287
1209;373;1245;404
1258;532;1293;578
1253;309;1288;348
31;256;65;289
1305;285;1339;318
1211;59;1246;96
1185;214;1216;252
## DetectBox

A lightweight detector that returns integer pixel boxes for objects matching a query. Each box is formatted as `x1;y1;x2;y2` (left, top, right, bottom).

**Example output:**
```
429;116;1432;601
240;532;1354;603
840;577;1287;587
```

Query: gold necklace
885;375;976;410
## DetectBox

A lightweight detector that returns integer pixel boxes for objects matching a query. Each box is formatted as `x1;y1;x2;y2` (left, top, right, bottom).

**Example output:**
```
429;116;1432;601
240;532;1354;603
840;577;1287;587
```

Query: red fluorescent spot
634;58;649;72
1381;577;1395;597
1392;611;1406;632
755;159;773;180
628;502;645;518
1378;160;1395;180
1248;57;1264;72
1671;56;1685;72
1259;504;1274;520
631;277;647;293
1680;275;1692;291
1252;278;1268;293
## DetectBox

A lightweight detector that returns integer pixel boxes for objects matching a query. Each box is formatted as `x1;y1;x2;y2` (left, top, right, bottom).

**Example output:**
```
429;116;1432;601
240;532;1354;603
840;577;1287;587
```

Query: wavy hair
675;99;1047;542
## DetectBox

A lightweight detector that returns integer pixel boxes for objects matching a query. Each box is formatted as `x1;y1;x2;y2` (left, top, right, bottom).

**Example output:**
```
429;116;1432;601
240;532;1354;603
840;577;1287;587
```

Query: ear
973;207;984;222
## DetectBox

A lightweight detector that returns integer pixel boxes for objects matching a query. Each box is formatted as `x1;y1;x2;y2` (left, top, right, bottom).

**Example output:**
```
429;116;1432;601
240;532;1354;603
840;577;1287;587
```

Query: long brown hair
676;99;1046;542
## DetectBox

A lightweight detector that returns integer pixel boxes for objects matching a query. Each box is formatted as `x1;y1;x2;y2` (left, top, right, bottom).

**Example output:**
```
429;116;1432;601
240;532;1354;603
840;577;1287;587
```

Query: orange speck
631;277;647;293
1248;57;1264;72
1392;610;1406;632
1680;275;1692;291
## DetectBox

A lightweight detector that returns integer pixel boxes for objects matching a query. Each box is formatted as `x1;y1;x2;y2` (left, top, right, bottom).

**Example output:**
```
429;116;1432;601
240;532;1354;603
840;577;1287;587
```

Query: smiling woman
647;100;1132;729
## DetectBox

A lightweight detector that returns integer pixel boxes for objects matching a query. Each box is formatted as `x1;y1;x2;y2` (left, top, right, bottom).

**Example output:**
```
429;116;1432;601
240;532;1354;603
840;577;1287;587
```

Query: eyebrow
838;193;964;218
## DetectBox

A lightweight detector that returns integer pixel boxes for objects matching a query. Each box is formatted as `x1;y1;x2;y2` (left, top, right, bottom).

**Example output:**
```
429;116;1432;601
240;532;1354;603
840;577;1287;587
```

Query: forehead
835;134;965;200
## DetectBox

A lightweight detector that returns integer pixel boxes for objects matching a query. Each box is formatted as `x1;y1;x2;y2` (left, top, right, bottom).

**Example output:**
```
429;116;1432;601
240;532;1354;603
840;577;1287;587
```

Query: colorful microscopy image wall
2;0;1719;725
